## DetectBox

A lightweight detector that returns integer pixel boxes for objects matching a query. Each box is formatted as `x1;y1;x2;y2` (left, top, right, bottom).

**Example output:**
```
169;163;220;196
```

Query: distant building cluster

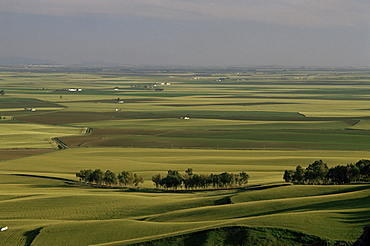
68;88;83;92
55;88;83;92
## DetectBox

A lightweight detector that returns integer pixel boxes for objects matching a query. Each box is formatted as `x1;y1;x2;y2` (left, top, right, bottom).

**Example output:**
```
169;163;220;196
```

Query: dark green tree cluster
283;159;370;185
152;168;249;190
76;169;144;187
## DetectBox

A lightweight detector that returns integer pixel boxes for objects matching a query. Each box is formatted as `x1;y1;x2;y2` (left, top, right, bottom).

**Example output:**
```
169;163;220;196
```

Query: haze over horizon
1;0;369;67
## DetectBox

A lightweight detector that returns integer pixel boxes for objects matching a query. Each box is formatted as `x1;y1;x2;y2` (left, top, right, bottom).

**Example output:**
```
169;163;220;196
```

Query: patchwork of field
0;67;369;245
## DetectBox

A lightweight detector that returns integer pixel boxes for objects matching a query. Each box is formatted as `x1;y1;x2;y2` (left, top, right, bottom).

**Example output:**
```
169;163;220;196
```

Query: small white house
181;117;190;120
1;226;8;232
25;108;37;112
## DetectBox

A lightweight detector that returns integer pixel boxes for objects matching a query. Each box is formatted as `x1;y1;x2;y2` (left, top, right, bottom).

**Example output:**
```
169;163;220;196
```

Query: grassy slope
0;172;367;245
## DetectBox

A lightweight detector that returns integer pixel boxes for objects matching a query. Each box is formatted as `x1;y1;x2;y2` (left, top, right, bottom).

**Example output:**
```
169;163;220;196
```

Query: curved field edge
4;221;353;246
144;188;370;223
29;220;221;246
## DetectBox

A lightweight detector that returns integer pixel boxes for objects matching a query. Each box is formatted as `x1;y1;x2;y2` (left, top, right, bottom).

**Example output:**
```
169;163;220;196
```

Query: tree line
283;159;370;185
152;168;249;190
76;169;144;187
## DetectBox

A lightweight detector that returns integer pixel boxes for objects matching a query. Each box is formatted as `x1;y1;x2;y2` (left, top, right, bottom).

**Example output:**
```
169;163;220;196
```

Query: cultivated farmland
0;66;369;245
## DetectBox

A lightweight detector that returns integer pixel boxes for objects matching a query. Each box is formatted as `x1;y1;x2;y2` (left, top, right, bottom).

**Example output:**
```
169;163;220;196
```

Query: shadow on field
232;193;370;221
316;185;370;196
336;210;370;224
10;174;77;188
130;226;343;246
244;183;292;191
23;227;43;246
11;174;74;182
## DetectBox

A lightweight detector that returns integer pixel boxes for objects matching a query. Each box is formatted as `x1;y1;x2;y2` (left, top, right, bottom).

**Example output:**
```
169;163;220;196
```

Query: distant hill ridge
0;56;58;65
0;57;125;66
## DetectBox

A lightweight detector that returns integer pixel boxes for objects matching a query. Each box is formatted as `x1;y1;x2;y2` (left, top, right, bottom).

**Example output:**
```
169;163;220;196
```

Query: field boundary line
154;129;178;137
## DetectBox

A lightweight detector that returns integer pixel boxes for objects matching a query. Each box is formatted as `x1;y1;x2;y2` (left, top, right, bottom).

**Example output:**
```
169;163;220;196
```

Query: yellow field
0;123;86;149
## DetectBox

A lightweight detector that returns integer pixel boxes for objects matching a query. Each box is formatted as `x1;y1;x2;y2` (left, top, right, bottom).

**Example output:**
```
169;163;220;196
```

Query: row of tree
152;168;249;190
283;159;370;185
76;169;144;187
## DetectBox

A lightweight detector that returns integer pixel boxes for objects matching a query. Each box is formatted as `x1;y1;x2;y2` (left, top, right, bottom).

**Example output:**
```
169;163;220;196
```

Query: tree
103;170;117;186
328;165;350;184
183;168;194;189
118;171;134;187
218;172;233;188
91;169;104;186
283;159;368;185
210;174;219;188
305;160;329;184
346;164;360;183
185;168;193;177
327;164;359;185
0;90;4;95
283;170;294;183
133;173;144;186
293;165;305;184
152;174;162;188
162;170;183;190
76;169;93;182
197;174;209;189
238;171;249;186
152;169;249;190
355;159;370;181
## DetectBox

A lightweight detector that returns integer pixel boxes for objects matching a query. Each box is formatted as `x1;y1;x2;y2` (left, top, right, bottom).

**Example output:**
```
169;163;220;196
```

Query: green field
0;66;369;245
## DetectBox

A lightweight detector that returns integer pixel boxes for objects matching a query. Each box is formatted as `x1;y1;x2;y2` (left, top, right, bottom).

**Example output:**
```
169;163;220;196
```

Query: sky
1;0;369;67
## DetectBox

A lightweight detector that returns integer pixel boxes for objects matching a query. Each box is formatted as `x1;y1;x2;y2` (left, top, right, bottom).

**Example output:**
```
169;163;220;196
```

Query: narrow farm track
51;138;68;150
85;127;93;135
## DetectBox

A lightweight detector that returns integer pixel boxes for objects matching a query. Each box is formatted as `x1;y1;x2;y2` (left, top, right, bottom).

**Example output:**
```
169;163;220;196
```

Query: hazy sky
1;0;369;66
